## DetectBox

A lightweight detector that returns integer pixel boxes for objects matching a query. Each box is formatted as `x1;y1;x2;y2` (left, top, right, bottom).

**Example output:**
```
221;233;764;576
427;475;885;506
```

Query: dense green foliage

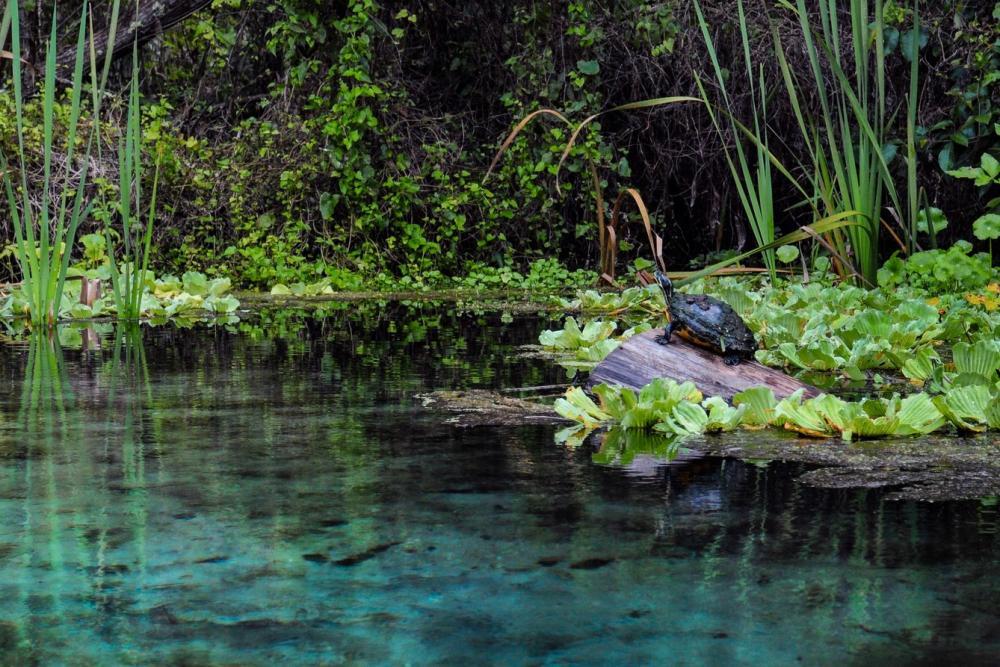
541;258;1000;380
2;1;996;290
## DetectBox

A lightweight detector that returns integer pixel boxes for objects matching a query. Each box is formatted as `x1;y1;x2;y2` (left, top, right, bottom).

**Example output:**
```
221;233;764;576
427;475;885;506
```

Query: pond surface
0;304;997;665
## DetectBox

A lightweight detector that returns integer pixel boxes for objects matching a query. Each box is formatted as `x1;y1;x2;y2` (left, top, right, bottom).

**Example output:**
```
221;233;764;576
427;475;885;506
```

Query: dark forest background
1;0;997;287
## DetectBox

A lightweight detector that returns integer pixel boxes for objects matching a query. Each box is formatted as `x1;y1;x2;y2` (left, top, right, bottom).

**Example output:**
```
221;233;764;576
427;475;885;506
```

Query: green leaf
934;386;993;432
900;28;928;62
776;245;800;264
773;390;836;437
947;165;980;180
952;340;1000;378
916;207;948;235
732;387;777;427
181;271;209;296
319;192;337;220
657;402;708;435
972;213;1000;241
554;387;612;428
938;144;953;172
701;396;746;432
901;347;938;382
981;153;1000;182
896;394;945;435
577;59;600;75
207;277;232;297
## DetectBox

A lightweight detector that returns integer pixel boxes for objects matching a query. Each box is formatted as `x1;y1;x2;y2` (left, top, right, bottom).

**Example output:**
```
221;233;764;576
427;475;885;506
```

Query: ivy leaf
577;59;600;76
319;192;338;220
899;28;928;62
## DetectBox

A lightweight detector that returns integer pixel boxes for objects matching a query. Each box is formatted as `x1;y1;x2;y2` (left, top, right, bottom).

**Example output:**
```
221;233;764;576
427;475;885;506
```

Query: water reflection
0;313;995;664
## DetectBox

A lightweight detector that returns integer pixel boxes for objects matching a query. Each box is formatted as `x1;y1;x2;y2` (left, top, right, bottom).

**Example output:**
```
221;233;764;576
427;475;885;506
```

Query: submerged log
589;329;819;401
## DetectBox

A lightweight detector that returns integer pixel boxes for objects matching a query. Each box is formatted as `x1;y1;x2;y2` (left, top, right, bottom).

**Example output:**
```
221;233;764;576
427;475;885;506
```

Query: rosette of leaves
769;389;945;441
553;379;743;440
538;316;651;368
933;386;1000;433
556;284;662;318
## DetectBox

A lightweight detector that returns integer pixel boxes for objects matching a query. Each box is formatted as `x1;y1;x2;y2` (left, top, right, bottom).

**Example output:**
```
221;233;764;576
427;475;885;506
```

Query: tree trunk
57;0;213;67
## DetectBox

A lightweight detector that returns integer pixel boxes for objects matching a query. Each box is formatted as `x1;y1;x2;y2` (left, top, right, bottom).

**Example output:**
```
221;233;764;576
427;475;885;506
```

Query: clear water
0;304;997;665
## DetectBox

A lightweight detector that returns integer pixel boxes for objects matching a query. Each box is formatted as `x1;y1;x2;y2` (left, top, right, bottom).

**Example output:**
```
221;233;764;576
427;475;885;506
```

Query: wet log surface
588;329;819;400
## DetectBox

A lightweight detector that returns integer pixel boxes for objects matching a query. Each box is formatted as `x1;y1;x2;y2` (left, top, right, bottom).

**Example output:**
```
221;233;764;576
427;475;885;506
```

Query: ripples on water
0;304;997;665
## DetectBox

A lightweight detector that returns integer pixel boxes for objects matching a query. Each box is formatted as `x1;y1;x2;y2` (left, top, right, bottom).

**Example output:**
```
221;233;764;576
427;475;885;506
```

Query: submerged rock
569;557;615;570
690;430;1000;502
332;541;401;566
418;390;566;427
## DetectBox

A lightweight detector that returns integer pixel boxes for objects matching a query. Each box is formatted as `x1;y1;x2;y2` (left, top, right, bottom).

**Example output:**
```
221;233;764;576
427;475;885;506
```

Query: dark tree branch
57;0;213;67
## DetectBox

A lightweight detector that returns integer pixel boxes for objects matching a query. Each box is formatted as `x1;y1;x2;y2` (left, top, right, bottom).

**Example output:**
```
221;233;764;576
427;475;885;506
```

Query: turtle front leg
655;321;676;346
723;353;741;366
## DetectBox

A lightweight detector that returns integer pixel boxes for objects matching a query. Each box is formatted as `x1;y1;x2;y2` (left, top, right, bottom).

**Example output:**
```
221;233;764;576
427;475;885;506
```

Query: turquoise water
0;306;997;665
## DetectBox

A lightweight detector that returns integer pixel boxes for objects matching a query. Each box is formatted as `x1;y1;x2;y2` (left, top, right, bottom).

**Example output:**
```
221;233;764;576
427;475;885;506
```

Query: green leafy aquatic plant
732;387;778;428
3;267;239;321
538;316;652;369
554;378;996;448
933;386;1000;433
554;379;745;439
772;389;944;441
878;242;997;293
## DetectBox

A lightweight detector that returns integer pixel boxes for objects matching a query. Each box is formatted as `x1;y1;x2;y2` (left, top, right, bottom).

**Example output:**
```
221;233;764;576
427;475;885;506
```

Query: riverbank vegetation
1;1;996;295
1;2;998;444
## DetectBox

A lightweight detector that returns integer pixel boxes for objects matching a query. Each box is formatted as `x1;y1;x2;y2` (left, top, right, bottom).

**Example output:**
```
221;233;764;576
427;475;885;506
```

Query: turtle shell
669;293;757;359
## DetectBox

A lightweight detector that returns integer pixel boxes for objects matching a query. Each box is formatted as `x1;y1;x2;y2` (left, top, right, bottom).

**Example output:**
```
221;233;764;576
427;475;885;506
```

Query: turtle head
654;271;673;302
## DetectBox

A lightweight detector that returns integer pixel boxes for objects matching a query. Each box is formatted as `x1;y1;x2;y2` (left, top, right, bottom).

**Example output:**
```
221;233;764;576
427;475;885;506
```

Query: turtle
654;271;757;366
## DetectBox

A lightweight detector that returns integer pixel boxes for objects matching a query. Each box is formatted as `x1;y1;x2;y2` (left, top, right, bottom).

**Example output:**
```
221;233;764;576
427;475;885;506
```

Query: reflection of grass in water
104;325;153;579
15;331;72;650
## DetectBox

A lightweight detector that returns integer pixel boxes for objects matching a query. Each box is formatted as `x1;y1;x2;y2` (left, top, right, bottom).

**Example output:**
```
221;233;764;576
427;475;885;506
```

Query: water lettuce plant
0;268;239;321
543;264;1000;382
539;316;652;370
555;380;998;446
554;379;744;438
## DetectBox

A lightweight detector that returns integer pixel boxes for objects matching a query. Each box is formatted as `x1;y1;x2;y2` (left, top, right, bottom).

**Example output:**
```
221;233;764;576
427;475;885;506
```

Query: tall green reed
104;39;161;320
772;0;921;282
694;0;777;281
1;0;95;325
1;0;128;324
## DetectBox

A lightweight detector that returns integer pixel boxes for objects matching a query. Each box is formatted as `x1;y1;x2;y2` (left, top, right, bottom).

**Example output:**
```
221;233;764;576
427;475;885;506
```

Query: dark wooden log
588;329;819;401
57;0;213;67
